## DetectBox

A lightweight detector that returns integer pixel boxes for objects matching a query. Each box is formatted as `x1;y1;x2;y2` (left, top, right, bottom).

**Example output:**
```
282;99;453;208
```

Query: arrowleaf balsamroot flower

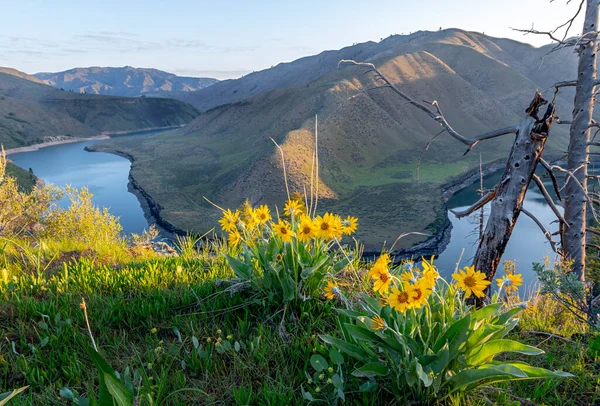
323;281;339;300
388;283;417;312
410;278;432;308
315;213;339;240
452;265;491;298
273;219;294;243
228;230;241;247
341;215;358;235
297;216;317;242
496;272;523;293
370;315;386;331
219;209;240;232
368;253;391;278
372;267;392;294
284;199;303;217
255;204;271;224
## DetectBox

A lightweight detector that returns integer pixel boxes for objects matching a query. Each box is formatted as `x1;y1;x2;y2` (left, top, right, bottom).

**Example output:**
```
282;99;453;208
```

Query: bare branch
450;189;497;219
338;59;519;152
539;158;563;201
532;174;567;224
521;207;558;252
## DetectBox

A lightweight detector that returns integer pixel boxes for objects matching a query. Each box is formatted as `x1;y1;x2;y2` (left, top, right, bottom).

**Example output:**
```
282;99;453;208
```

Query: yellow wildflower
273;219;294;243
323;281;339;300
496;272;523;293
255;204;272;224
315;213;337;239
284;199;303;217
410;278;432;308
331;214;344;239
228;230;241;247
368;253;391;278
372;267;392;295
218;209;240;233
452;265;491;299
370;315;386;331
401;271;416;283
388;284;417;312
297;216;317;242
341;216;358;235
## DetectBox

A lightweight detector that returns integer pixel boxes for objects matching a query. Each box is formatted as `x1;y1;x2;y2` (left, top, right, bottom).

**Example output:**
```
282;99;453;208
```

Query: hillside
0;71;199;147
92;29;576;253
35;66;218;97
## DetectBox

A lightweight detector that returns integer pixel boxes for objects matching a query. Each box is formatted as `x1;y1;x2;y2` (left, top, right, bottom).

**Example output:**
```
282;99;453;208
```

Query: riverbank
4;135;110;155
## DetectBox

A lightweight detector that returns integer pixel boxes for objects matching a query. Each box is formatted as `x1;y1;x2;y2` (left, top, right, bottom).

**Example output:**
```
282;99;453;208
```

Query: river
8;130;165;235
10;134;569;283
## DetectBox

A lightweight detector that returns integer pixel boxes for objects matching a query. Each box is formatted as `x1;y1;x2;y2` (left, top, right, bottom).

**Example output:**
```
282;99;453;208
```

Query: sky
0;0;585;80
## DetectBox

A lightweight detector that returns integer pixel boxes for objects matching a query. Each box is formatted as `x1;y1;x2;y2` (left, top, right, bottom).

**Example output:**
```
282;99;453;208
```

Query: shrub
319;258;573;404
221;197;357;308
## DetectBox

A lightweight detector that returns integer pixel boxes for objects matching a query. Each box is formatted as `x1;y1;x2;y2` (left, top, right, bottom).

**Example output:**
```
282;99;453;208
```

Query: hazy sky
0;0;585;79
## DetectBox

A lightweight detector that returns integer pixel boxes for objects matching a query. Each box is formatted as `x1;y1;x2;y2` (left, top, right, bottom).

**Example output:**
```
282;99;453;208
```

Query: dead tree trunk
563;0;600;279
473;94;555;281
338;60;559;298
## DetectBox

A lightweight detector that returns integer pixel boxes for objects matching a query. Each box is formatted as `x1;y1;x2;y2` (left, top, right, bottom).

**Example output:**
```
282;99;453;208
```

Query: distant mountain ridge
34;66;218;98
0;69;199;148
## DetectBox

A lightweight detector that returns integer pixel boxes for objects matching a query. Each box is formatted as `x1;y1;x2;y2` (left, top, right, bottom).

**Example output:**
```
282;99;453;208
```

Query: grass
1;253;598;405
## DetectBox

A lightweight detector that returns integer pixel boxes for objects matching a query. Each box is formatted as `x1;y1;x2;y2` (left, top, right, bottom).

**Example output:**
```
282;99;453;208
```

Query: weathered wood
521;208;558;252
531;174;566;224
450;190;496;219
472;93;555;287
563;0;600;279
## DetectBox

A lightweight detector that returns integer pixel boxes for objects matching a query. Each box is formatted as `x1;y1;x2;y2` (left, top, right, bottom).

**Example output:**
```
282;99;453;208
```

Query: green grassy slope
5;162;36;192
93;30;572;252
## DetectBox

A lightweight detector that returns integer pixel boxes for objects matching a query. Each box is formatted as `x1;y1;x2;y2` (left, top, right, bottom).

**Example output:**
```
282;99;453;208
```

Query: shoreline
5;125;184;156
5;135;110;155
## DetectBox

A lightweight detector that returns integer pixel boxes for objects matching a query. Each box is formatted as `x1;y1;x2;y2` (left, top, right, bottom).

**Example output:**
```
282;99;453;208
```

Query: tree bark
473;93;554;285
563;0;600;280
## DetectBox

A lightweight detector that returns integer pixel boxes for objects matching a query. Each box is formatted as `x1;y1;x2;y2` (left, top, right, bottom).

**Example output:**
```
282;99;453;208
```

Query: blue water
9;130;161;235
436;169;563;288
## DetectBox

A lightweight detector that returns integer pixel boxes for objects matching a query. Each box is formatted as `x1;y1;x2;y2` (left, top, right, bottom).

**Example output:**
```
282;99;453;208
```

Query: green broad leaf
265;238;278;262
104;374;132;406
87;346;132;406
224;254;252;280
301;385;314;401
420;344;450;375
332;257;350;272
494;307;524;325
489;361;574;378
278;271;296;302
192;336;199;349
359;379;377;392
433;313;471;357
310;354;328;371
465;324;504;349
447;366;526;392
415;360;433;387
300;257;329;279
59;387;75;400
320;335;368;361
329;348;344;366
345;324;381;344
0;386;29;406
296;241;311;266
336;309;365;319
332;373;344;390
465;339;544;366
470;303;504;323
352;361;388;377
